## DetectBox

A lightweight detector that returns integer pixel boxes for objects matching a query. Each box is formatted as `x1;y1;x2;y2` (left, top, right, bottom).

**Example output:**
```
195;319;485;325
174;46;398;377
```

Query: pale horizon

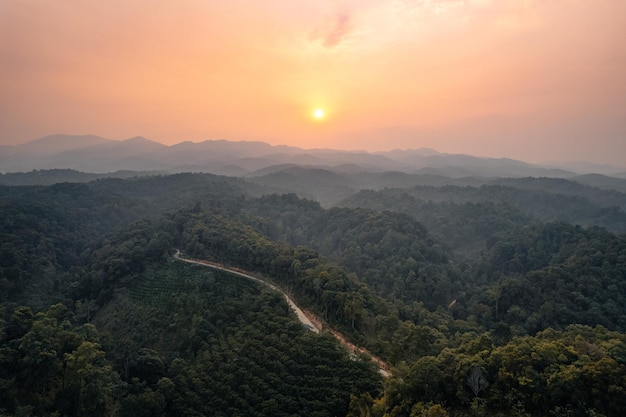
9;132;625;170
1;1;625;166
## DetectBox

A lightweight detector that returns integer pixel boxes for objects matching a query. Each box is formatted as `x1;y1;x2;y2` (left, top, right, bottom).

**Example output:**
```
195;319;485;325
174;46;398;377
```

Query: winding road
174;250;320;332
173;250;391;377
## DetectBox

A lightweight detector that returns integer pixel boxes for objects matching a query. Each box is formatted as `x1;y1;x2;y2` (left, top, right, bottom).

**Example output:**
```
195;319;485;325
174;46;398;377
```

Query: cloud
310;11;353;48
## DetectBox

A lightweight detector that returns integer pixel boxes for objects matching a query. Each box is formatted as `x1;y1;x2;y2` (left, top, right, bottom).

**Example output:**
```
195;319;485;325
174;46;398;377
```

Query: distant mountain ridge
2;134;624;177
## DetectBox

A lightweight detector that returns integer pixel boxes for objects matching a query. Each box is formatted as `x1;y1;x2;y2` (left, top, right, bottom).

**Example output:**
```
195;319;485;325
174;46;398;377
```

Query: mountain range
2;134;625;178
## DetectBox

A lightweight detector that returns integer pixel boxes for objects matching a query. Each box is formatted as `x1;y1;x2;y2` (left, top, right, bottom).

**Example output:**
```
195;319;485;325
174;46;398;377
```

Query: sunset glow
1;1;625;165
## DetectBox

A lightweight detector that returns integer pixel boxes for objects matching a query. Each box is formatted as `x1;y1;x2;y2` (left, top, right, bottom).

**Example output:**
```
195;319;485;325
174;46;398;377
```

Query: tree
346;392;373;417
466;366;488;397
64;341;120;417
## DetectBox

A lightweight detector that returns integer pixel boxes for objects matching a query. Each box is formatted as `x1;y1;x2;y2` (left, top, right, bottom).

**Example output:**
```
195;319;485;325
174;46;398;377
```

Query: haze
1;0;625;165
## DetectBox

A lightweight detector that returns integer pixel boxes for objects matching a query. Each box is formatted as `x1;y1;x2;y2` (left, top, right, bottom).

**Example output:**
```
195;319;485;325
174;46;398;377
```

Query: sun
313;108;325;120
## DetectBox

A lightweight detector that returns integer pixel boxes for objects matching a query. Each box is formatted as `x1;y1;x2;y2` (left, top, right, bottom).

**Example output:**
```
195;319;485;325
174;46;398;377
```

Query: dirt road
173;250;391;376
174;251;319;332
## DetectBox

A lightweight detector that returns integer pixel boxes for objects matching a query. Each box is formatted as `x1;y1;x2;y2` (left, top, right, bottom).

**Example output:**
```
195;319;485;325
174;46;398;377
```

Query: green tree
64;341;120;417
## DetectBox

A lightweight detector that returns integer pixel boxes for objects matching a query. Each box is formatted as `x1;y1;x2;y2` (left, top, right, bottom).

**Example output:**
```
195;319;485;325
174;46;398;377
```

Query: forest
1;171;625;417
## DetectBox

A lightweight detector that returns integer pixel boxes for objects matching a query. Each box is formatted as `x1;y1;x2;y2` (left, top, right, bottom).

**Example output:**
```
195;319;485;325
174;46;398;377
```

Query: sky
1;0;625;165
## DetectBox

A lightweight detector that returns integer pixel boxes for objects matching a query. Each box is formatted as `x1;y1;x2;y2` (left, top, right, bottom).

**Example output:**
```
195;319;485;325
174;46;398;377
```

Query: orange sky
1;0;625;165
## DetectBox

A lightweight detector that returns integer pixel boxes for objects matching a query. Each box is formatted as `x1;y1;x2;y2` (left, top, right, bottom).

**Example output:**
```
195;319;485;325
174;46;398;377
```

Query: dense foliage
382;325;626;417
340;183;626;242
0;267;380;417
1;172;626;416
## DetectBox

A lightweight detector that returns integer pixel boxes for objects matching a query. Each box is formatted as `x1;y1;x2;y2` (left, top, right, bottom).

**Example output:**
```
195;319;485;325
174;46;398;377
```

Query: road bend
173;250;391;377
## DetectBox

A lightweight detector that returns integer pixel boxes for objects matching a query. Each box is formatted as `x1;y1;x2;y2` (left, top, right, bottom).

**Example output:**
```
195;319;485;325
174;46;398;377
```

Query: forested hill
1;173;626;416
0;174;268;306
0;169;168;186
339;184;626;257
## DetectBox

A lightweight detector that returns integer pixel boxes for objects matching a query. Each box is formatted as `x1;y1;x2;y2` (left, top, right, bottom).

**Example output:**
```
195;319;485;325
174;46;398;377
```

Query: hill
7;133;625;177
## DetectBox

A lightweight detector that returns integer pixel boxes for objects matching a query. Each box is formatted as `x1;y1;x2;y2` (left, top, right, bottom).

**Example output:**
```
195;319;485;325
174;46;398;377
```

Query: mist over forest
1;135;625;417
